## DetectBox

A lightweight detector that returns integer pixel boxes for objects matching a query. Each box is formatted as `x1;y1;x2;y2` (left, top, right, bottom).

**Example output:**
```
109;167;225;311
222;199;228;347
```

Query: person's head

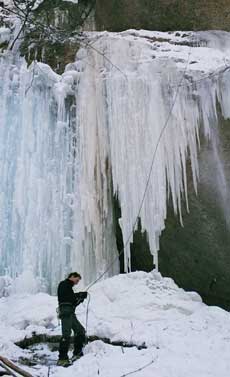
68;272;81;285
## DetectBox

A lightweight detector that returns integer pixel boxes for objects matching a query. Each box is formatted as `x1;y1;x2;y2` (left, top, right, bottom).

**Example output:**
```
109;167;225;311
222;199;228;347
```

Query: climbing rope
79;42;193;377
85;34;230;293
85;44;193;293
120;355;158;377
31;33;230;375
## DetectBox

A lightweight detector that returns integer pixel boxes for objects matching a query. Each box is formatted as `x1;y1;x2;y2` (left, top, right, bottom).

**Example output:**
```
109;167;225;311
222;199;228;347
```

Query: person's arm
74;292;88;306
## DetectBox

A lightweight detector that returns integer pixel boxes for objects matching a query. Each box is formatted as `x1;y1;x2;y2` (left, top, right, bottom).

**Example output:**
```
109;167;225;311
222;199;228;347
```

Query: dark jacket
58;279;76;306
58;279;87;308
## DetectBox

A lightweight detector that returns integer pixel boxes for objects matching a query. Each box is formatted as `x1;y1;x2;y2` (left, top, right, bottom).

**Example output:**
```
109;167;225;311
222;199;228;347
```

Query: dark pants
59;305;86;360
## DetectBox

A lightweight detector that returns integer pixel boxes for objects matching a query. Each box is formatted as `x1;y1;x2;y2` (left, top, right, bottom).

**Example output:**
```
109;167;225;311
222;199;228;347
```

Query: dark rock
96;0;230;32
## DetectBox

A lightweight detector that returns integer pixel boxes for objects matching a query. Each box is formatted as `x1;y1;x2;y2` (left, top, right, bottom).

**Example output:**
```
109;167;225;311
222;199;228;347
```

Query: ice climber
57;272;88;367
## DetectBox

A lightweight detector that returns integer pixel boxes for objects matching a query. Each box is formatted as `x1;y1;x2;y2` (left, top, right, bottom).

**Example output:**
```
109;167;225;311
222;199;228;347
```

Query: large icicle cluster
71;31;230;272
0;50;118;293
1;30;230;292
0;55;71;292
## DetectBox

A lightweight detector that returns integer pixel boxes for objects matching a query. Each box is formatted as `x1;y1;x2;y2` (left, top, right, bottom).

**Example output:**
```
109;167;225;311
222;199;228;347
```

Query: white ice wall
0;52;118;292
0;31;230;292
72;31;230;272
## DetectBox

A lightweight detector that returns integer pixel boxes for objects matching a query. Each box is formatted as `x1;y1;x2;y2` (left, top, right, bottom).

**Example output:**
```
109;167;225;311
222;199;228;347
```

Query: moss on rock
96;0;230;32
20;0;95;72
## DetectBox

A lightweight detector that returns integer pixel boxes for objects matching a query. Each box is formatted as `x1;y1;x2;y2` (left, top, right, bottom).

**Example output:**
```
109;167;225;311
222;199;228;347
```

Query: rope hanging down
82;45;192;377
85;36;230;291
86;45;192;292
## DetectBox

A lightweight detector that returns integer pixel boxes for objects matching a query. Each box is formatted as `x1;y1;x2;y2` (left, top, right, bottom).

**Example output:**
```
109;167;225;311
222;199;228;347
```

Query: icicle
1;31;230;291
74;33;230;271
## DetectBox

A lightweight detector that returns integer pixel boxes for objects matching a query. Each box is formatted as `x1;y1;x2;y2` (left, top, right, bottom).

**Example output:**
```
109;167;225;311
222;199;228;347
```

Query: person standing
57;272;88;367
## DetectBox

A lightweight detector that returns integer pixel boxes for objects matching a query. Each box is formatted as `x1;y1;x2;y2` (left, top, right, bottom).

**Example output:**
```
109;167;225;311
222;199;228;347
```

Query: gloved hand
78;292;88;299
74;292;88;306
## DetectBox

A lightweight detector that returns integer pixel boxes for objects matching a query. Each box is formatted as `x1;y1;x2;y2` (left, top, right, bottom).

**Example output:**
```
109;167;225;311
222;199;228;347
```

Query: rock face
96;0;230;31
132;115;230;310
159;116;230;310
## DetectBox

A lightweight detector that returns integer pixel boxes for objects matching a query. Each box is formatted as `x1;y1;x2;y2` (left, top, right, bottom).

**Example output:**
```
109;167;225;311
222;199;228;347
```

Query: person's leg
58;314;72;361
72;314;86;357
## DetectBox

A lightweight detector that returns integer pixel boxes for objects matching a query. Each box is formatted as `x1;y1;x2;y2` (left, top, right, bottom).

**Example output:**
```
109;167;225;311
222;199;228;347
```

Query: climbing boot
58;336;71;361
57;359;72;367
71;351;84;362
73;334;85;357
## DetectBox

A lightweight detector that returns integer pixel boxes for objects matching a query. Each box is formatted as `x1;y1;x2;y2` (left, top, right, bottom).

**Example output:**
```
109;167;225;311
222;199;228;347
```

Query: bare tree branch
10;7;30;50
0;0;126;77
0;356;33;377
0;361;17;377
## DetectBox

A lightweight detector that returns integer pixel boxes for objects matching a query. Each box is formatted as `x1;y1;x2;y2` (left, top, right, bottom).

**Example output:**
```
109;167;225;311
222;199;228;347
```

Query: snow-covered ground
1;271;230;376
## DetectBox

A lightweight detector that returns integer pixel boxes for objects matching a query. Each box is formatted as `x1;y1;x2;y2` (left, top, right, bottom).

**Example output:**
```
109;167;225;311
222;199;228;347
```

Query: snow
80;271;203;346
0;271;230;377
0;26;10;44
32;0;45;9
62;0;79;4
32;0;79;10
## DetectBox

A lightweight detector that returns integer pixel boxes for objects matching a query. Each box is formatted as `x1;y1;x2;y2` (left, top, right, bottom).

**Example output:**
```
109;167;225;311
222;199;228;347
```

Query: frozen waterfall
0;52;118;293
1;30;230;293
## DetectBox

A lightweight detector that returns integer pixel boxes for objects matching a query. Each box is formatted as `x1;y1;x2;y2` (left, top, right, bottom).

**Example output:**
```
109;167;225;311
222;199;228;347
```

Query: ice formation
0;52;118;293
1;30;230;292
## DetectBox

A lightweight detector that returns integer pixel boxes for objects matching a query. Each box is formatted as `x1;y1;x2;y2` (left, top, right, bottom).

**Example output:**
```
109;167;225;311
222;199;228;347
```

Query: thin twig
25;61;36;95
10;4;30;50
120;356;158;377
84;42;128;79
